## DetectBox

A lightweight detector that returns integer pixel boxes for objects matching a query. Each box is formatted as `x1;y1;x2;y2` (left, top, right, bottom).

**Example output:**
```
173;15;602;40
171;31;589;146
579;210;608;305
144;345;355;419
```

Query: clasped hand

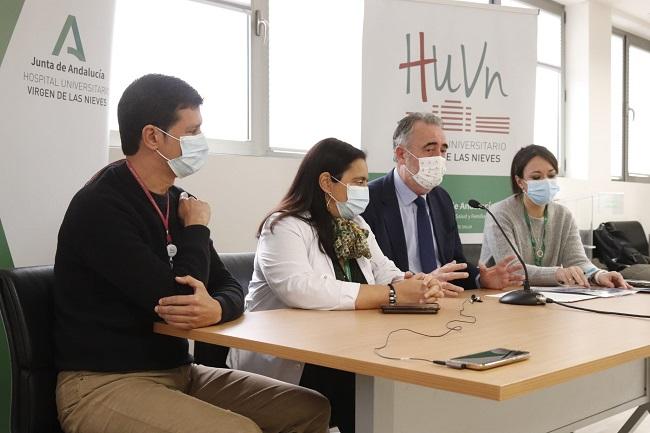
155;275;222;329
399;272;443;303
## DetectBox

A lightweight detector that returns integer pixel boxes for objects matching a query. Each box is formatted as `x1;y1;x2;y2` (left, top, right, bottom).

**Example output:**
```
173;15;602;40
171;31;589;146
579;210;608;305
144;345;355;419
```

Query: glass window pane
500;0;561;67
537;9;562;67
627;44;650;176
269;0;363;151
533;66;561;157
109;0;250;141
610;34;623;178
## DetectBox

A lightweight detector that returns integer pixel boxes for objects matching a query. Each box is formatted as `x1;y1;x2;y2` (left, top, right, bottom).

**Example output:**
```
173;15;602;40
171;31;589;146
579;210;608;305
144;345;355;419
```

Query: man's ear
318;172;333;195
140;125;163;151
395;146;407;164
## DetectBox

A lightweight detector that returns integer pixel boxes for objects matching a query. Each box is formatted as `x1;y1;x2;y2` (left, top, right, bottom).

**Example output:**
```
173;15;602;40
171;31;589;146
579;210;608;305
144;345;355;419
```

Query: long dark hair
510;145;559;194
258;138;366;258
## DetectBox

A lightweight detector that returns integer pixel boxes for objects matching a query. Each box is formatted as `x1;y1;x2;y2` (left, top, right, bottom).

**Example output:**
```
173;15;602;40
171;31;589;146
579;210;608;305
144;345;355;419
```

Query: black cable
374;298;477;362
546;298;650;318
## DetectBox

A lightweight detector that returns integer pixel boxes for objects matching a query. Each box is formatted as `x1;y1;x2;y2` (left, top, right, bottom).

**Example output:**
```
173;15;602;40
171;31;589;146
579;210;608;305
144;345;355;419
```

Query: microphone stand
469;199;546;306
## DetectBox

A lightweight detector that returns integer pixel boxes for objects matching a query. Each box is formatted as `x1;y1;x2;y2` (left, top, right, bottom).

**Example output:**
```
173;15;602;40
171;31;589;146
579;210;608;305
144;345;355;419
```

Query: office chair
0;265;63;433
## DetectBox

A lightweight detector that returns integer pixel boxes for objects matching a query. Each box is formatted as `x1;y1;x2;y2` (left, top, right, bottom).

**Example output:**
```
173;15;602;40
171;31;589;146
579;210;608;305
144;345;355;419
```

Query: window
627;44;650;177
109;0;263;154
611;30;650;181
109;0;364;155
498;0;565;164
610;33;624;179
268;0;363;152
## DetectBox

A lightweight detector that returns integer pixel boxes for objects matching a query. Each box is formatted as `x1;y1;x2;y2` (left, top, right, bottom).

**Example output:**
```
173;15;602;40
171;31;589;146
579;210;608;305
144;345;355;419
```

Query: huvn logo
399;32;508;102
52;15;85;62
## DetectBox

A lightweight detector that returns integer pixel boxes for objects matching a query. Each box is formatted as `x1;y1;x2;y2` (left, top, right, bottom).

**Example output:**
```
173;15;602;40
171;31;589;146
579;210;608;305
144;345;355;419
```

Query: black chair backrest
194;253;255;368
219;252;255;297
462;244;481;267
604;221;649;256
0;265;62;433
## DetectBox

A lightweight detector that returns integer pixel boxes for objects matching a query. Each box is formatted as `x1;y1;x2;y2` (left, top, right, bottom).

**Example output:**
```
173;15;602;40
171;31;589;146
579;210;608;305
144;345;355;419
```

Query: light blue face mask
155;127;209;178
525;178;560;206
329;178;370;219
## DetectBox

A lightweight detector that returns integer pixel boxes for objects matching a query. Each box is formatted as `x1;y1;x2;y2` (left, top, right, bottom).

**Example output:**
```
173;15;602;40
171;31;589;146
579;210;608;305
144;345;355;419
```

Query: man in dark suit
362;113;523;293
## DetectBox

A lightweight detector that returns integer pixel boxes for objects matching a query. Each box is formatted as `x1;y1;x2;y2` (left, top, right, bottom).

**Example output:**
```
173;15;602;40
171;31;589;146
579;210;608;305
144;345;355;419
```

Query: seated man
362;112;523;292
53;74;329;433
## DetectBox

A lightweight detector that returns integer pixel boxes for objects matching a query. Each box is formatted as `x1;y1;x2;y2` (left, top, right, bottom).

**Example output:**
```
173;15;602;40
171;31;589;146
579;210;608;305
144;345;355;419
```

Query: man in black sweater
54;74;330;433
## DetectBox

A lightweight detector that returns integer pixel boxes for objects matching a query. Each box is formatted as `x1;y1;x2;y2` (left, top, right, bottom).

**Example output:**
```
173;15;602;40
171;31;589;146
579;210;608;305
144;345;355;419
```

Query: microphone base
499;289;547;306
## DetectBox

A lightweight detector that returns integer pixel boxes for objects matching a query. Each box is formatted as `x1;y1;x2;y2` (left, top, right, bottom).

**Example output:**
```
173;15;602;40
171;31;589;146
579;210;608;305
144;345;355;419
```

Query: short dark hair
510;145;559;194
258;138;366;258
117;74;203;155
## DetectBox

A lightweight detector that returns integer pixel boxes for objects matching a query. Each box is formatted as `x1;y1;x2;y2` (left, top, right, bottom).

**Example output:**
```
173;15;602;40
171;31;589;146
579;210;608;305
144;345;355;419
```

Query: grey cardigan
480;194;598;286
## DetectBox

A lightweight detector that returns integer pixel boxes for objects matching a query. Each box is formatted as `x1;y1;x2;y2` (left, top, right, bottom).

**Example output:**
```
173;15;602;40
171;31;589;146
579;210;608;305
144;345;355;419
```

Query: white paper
486;290;596;303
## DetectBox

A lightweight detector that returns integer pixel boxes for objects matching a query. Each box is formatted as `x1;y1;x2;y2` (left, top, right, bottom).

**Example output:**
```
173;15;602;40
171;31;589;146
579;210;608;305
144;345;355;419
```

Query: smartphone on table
443;348;530;370
381;303;440;314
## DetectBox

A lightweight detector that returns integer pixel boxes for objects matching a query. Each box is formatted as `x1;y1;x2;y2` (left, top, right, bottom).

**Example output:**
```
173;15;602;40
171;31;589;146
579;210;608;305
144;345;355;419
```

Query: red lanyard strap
126;160;172;244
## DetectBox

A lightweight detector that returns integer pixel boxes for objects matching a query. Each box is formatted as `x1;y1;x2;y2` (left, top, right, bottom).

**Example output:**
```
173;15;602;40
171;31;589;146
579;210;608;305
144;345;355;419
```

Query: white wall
109;0;650;253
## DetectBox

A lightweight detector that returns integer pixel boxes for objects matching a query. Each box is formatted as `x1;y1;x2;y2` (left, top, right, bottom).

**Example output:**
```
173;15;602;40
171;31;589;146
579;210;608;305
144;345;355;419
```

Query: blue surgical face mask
525;178;560;206
329;177;370;219
155;127;209;178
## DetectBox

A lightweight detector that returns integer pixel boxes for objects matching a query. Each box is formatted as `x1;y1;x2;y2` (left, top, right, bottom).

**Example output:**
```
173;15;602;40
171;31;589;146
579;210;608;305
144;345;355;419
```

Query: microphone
468;199;545;306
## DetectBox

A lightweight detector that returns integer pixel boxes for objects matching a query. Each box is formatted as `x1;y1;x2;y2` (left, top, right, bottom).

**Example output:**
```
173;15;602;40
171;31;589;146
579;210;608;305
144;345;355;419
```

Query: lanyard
342;259;352;282
522;198;548;267
126;160;177;266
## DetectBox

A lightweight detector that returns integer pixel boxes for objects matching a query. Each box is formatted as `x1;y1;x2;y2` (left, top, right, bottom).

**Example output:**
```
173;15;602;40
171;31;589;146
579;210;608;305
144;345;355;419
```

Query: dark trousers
300;363;355;433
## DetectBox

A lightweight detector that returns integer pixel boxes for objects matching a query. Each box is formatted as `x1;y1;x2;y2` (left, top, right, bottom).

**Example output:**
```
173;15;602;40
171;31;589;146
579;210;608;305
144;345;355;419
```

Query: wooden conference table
154;290;650;433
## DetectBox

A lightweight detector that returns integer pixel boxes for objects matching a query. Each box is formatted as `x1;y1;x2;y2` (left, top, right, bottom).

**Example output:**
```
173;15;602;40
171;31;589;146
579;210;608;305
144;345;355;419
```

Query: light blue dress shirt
392;168;441;273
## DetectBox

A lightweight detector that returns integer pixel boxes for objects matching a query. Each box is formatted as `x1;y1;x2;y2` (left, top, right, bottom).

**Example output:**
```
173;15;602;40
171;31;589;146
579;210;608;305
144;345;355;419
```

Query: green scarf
332;218;371;260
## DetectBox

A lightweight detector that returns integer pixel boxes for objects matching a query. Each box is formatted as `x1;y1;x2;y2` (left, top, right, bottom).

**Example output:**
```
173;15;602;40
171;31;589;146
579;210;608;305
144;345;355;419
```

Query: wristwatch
388;283;397;305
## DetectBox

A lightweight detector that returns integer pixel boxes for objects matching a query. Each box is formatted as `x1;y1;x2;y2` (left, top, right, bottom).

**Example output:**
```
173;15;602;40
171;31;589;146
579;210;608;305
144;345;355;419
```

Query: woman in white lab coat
228;137;442;433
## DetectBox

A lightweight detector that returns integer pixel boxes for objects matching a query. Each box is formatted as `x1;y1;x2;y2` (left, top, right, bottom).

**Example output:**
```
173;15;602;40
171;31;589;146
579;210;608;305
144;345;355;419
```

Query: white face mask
328;177;370;220
155;127;209;178
402;147;446;191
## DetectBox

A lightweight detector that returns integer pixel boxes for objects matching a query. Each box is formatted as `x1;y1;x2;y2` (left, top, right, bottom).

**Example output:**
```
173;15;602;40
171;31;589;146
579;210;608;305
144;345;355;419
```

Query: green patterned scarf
332;218;371;260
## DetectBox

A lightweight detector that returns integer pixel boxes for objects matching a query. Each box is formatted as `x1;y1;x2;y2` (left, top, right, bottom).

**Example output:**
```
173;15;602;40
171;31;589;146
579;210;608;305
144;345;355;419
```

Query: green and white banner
0;218;13;269
362;0;537;242
0;0;115;428
0;0;114;266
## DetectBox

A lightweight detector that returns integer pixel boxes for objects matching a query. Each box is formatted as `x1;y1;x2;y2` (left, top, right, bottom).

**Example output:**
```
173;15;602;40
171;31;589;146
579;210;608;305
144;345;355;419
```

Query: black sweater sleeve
69;191;211;312
206;245;245;323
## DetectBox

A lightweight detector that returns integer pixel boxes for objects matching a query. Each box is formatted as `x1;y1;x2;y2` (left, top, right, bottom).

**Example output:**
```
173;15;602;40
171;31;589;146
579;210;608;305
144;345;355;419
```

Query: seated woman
228;137;442;433
480;144;629;288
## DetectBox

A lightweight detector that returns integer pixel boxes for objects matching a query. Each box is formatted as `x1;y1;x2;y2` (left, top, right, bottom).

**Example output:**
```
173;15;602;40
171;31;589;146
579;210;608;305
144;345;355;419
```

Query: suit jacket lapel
382;171;410;271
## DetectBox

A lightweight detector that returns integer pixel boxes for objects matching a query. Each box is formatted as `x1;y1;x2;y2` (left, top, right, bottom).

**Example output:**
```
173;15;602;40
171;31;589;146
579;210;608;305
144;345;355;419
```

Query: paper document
532;287;637;298
486;290;596;303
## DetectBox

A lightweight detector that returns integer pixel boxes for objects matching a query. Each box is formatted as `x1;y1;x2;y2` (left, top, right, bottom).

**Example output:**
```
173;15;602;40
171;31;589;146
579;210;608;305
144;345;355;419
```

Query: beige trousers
56;364;330;433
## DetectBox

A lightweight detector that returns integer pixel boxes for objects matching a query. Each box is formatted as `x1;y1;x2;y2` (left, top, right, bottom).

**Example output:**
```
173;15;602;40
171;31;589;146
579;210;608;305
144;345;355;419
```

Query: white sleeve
257;216;360;310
